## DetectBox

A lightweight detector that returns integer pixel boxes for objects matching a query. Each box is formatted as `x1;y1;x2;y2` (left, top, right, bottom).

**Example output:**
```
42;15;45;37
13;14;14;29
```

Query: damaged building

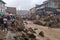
30;0;60;28
29;0;60;20
35;0;60;17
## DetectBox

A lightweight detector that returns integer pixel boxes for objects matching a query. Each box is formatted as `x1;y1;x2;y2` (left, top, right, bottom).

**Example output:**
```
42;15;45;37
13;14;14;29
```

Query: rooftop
0;0;6;4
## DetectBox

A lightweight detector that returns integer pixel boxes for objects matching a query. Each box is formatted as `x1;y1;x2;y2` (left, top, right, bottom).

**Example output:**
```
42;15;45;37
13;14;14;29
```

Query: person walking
11;16;15;27
3;16;8;32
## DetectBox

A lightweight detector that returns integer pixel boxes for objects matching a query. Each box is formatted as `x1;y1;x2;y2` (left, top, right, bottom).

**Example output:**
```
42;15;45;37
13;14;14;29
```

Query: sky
3;0;46;10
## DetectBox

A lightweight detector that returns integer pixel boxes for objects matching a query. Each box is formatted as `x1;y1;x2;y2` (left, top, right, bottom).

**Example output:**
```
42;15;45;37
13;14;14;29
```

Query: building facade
17;10;29;19
29;7;36;20
6;7;16;14
35;0;60;16
0;0;6;15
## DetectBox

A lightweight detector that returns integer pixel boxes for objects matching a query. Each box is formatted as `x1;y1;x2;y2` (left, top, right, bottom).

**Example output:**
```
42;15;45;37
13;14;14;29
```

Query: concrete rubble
33;14;60;28
0;16;47;40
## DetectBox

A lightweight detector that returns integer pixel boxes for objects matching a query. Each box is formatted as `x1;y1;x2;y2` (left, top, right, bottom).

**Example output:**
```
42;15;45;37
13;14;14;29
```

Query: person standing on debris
48;20;54;28
11;16;15;26
3;16;8;32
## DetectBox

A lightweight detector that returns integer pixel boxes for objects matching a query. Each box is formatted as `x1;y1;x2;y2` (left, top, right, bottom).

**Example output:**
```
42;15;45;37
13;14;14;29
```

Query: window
2;4;5;7
1;9;5;12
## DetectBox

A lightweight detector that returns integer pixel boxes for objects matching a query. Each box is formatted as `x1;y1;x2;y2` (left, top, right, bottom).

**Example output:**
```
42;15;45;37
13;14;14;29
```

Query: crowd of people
0;14;15;32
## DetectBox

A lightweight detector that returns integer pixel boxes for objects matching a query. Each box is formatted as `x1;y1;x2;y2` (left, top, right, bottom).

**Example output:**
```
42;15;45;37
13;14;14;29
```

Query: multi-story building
0;0;6;15
6;7;16;14
17;10;29;19
29;7;36;15
29;7;36;20
36;0;60;16
47;0;60;9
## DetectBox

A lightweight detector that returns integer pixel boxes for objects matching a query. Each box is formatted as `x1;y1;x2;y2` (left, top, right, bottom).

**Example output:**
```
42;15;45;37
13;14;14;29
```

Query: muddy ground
0;21;60;40
24;21;60;40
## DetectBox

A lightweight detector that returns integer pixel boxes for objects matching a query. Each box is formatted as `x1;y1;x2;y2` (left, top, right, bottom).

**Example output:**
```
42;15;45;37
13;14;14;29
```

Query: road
24;21;60;40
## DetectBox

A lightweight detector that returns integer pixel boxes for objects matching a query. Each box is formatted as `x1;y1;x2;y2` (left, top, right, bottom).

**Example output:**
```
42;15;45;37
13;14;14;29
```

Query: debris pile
0;16;50;40
4;25;47;40
33;20;47;26
5;28;36;40
14;27;37;40
0;31;6;40
2;16;37;40
39;31;44;37
33;15;60;28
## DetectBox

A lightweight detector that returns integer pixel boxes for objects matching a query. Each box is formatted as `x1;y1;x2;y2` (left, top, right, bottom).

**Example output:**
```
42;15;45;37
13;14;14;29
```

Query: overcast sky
3;0;46;10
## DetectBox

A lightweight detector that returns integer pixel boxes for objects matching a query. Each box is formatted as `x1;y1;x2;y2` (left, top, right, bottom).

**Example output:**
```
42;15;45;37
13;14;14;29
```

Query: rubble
33;20;47;26
39;31;45;37
14;16;25;32
10;28;37;40
0;31;6;40
47;38;50;40
5;18;37;40
0;15;53;40
33;14;60;28
28;27;36;33
34;28;38;30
